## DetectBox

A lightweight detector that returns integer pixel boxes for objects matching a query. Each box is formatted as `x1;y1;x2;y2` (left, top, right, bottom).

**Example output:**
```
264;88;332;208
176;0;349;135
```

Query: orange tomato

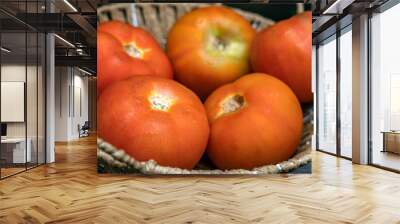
204;73;303;169
167;6;255;100
250;12;312;103
98;76;209;169
97;21;173;95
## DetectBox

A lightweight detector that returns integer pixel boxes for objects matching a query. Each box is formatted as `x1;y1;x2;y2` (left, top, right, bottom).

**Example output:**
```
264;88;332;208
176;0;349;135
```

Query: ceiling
4;0;390;73
0;0;99;73
0;0;99;14
312;0;392;43
1;31;45;64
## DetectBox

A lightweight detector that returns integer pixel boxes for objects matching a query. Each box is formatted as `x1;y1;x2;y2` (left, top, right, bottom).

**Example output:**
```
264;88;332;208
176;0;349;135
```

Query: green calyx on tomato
205;28;246;60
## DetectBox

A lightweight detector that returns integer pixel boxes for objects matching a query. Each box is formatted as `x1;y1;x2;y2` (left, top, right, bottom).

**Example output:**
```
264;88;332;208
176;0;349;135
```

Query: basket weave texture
97;3;312;174
98;3;275;48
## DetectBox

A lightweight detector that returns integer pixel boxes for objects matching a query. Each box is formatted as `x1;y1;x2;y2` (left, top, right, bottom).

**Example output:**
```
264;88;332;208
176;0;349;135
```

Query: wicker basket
97;3;313;174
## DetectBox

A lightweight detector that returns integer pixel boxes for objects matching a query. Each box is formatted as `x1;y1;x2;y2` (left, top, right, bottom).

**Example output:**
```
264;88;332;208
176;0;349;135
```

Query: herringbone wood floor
0;135;399;224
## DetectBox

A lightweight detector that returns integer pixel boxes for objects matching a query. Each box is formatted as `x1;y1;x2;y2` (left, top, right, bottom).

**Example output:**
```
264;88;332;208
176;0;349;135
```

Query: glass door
1;29;28;178
0;0;47;179
26;0;46;169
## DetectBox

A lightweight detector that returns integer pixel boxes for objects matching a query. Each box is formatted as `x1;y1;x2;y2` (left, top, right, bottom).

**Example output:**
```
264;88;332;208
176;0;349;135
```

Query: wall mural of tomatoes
97;3;313;175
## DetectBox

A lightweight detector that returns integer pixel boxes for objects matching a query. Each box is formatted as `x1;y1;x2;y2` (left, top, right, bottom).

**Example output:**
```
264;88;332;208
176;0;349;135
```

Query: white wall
1;65;37;138
1;64;46;164
55;66;70;141
72;73;89;138
54;67;89;141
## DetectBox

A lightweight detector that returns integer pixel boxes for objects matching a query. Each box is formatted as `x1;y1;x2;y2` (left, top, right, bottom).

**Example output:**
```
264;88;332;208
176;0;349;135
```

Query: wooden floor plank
0;135;399;223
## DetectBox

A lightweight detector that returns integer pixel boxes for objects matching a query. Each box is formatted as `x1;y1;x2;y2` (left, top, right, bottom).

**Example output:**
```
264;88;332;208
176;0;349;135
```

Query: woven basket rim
97;138;312;175
97;3;275;28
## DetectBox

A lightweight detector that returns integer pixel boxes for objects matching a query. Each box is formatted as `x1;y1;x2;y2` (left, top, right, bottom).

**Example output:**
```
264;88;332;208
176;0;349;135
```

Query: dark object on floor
79;121;90;138
290;162;312;174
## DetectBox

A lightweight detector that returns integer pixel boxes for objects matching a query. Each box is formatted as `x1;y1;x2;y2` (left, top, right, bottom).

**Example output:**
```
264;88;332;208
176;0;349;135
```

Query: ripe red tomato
97;21;173;95
204;73;303;170
250;12;312;103
97;31;153;94
167;6;255;100
98;76;210;169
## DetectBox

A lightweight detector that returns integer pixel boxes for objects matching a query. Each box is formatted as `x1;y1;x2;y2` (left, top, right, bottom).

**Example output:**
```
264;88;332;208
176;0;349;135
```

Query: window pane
317;36;337;154
371;3;400;171
27;31;38;169
38;32;46;165
1;30;28;177
339;28;352;158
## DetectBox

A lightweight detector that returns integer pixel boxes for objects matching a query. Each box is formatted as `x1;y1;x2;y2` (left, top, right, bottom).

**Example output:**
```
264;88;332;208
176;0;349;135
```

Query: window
339;27;352;158
316;27;353;158
317;35;337;154
370;2;400;171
